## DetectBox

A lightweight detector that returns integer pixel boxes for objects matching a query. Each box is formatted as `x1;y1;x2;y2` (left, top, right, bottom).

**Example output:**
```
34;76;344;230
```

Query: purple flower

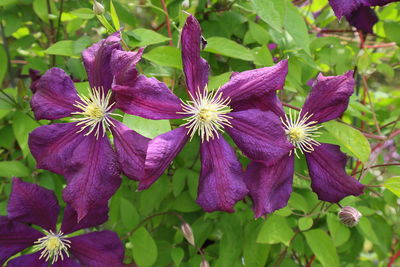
112;15;293;212
28;33;149;221
0;178;124;266
245;71;365;217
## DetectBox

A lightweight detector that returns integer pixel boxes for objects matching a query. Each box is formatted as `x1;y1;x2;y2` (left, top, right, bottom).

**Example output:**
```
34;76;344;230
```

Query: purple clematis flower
111;15;293;212
0;178;124;267
245;71;365;217
28;33;149;221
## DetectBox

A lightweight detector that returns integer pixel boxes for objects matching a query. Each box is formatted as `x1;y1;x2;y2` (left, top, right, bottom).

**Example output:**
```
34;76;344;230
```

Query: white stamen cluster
32;230;71;264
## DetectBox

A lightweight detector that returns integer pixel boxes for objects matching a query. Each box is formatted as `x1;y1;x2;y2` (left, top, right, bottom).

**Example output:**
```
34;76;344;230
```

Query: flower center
280;110;322;157
178;88;232;142
32;230;71;264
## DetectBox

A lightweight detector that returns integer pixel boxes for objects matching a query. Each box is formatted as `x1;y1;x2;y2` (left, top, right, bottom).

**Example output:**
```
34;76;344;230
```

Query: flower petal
346;7;377;33
245;155;294;218
181;15;209;96
301;71;354;124
69;231;124;267
52;257;81;267
197;136;248;212
61;205;109;235
305;143;365;203
7;178;59;231
6;252;47;267
139;127;189;190
226;109;293;164
328;0;362;18
30;68;80;120
111;48;143;87
62;134;121;222
110;119;149;181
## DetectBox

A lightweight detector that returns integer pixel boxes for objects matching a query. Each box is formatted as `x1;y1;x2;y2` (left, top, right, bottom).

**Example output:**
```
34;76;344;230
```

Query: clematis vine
111;15;293;212
28;33;149;221
0;178;124;267
245;71;365;217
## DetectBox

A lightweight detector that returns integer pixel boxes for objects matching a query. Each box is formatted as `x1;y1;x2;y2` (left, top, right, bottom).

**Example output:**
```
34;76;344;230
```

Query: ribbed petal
0;217;43;266
226;109;293;164
61;205;109;235
181;15;209;96
82;33;122;91
346;7;378;33
30;68;80;120
7;252;47;267
305;143;365;203
197;136;248;212
8;178;59;231
110;119;149;181
300;71;354;124
69;231;124;267
111;48;143;86
62;134;121;222
139;127;189;190
245;155;294;218
52;257;81;267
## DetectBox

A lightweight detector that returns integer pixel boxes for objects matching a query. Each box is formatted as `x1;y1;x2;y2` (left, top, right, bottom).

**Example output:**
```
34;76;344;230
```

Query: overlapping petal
230;91;286;117
346;7;378;33
111;48;143;86
61;205;109;235
6;252;47;267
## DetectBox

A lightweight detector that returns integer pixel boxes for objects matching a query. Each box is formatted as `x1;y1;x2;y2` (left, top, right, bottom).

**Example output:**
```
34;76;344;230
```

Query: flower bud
93;0;105;15
338;206;362;227
182;0;190;9
200;259;210;267
181;223;195;246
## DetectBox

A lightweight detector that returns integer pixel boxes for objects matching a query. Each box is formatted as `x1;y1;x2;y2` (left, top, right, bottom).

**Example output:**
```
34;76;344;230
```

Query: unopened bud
200;259;210;267
182;0;190;9
338;206;361;227
181;223;195;246
93;0;105;15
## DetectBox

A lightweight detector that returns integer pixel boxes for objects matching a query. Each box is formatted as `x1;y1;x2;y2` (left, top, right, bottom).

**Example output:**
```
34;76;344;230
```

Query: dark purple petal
8;178;59;231
30;68;80;120
62;134;121;222
69;231;124;267
82;33;122;91
363;0;399;6
328;0;362;18
300;71;354;124
29;69;41;93
0;217;43;266
181;15;209;96
305;143;365;203
226;109;293;164
245;155;294;217
230;91;286;117
7;252;47;267
346;7;378;33
197;136;248;212
111;48;143;87
61;205;109;235
110;119;149;181
139;127;189;190
52;257;81;267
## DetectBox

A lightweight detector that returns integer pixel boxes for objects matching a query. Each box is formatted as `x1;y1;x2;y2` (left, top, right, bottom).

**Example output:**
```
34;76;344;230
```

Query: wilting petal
110;119;149;181
82;33;122;91
113;75;185;120
61;205;109;235
181;15;209;96
197;136;248;212
30;68;80;120
29;123;86;175
346;7;378;33
8;178;59;231
219;60;288;106
7;252;47;267
301;71;354;124
305;143;365;203
62;134;121;221
111;48;143;86
245;155;294;217
226;109;293;164
69;231;124;267
139;127;189;190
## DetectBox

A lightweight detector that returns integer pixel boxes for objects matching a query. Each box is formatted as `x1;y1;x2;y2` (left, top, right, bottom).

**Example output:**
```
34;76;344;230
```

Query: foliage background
0;0;400;266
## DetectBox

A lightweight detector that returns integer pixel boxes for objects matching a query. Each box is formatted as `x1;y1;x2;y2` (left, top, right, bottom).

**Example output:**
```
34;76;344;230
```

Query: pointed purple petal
181;15;209;96
305;143;365;203
346;7;377;33
69;231;124;267
245;155;294;218
61;205;109;235
301;71;354;124
197;136;248;212
111;48;143;87
30;68;80;120
139;127;189;190
8;178;59;231
329;0;397;18
7;252;47;267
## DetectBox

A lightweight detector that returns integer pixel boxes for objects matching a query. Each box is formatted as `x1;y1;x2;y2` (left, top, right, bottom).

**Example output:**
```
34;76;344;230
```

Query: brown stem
160;0;173;46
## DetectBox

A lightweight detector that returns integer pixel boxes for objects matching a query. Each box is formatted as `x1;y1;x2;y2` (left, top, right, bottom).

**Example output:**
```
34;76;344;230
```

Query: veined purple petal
139;127;189;190
305;143;365;203
300;71;354;124
245;155;294;217
197;135;248;212
346;7;378;33
226;109;293;164
181;15;209;96
52;257;81;267
111;48;143;87
61;205;109;235
69;231;124;267
62;134;121;222
8;178;59;231
30;68;80;120
329;0;362;18
7;252;47;267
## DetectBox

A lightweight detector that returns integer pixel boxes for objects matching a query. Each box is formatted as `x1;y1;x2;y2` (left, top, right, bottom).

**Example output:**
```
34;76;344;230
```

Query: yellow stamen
32;230;71;264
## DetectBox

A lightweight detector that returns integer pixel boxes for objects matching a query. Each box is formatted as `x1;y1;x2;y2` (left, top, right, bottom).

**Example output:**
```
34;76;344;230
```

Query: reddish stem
306;255;315;267
388;249;400;267
366;42;397;49
160;0;173;46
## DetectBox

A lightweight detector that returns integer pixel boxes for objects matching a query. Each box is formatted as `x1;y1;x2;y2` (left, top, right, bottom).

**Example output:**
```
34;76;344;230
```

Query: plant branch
160;0;173;46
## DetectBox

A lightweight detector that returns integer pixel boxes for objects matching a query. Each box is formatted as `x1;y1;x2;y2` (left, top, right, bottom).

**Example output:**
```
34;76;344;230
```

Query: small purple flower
112;15;293;212
0;178;124;266
28;33;149;221
246;71;365;217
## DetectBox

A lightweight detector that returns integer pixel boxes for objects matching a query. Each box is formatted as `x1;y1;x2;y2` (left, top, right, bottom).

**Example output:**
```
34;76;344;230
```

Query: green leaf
208;72;231;91
44;41;77;57
243;221;270;267
173;191;201;212
384;21;400;45
33;0;57;23
143;46;182;70
171;247;184;266
216;214;243;267
284;1;311;54
12;111;39;157
123;114;171;139
248;21;270;45
252;0;284;32
130;227;158;267
253;46;273;66
257;214;294;246
326;213;350;246
204;37;254;61
0;161;30;177
70;8;94;19
0;45;7;86
383;176;400;197
356;216;380;246
298;217;313;231
120;197;139;230
127;28;170;47
304;229;340;267
110;0;120;31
